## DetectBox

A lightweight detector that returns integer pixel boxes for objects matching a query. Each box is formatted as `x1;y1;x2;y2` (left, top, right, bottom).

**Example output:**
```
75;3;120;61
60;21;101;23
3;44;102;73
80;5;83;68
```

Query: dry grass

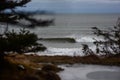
27;54;120;66
0;53;62;80
1;53;120;80
4;54;43;69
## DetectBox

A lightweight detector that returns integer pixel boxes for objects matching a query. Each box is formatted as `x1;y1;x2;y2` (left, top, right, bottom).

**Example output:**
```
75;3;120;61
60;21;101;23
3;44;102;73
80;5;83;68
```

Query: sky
18;0;120;13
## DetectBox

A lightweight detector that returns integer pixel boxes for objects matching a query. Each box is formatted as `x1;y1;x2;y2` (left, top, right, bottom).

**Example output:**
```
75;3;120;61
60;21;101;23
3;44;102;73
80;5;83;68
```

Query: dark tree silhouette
0;0;54;30
0;0;31;28
82;44;94;56
82;18;120;57
0;0;50;77
0;28;46;53
0;0;49;55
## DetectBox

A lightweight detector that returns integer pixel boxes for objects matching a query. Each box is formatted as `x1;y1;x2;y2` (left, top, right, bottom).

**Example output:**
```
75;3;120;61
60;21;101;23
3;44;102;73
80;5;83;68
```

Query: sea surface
6;14;120;56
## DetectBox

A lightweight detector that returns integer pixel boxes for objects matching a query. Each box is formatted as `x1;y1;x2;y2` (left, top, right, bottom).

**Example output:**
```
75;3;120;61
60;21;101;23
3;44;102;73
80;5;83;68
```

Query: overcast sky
18;0;120;13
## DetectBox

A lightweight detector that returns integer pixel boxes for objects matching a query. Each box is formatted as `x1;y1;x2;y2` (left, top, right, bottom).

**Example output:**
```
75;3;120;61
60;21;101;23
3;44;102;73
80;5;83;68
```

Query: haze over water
16;0;120;56
28;13;120;56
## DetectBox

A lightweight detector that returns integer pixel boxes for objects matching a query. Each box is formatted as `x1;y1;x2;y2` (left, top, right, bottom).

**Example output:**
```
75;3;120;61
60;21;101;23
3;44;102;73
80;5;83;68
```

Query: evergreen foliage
0;0;54;28
82;18;120;56
0;0;48;54
0;28;46;53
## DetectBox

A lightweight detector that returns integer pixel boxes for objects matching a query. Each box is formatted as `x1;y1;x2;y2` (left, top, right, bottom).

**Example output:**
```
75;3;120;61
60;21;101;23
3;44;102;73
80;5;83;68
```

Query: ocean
7;14;120;56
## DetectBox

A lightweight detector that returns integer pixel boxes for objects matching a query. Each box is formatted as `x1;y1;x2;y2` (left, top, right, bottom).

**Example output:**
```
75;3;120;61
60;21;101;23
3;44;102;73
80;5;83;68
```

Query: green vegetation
0;0;56;80
0;0;54;28
0;28;46;53
0;0;120;80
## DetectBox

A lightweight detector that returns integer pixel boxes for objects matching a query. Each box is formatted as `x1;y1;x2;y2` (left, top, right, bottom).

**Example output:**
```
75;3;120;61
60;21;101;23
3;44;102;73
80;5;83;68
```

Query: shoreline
58;64;120;80
27;54;120;67
1;53;120;80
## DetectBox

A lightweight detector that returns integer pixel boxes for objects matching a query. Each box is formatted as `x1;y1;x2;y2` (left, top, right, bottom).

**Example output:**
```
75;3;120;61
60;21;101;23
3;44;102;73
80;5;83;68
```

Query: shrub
82;18;120;57
0;28;46;53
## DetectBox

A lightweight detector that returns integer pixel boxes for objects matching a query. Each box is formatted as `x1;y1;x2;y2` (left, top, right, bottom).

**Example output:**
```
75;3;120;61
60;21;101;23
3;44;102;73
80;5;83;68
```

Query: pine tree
0;0;54;31
82;18;120;57
0;0;31;29
0;0;48;54
92;18;120;56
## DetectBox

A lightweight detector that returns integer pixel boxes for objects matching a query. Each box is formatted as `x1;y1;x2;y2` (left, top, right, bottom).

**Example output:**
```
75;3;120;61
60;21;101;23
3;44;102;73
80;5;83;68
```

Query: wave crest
37;47;84;56
39;37;76;43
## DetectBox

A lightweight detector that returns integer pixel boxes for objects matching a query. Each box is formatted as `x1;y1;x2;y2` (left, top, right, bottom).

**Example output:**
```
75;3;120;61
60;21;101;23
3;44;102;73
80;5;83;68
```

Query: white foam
76;36;95;42
37;47;84;56
66;34;104;43
25;44;97;56
25;35;104;56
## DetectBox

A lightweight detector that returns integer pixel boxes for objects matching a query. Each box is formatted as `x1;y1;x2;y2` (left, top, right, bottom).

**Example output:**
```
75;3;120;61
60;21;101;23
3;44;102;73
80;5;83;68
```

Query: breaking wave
66;34;104;43
38;35;101;43
37;47;83;56
39;37;76;43
36;35;103;56
36;46;96;56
